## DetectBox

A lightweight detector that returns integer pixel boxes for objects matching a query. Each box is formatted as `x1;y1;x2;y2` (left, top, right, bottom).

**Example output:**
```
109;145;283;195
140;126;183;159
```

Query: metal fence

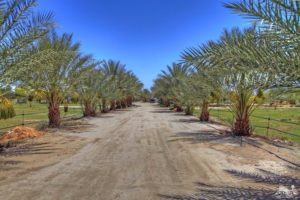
0;107;83;134
210;108;300;141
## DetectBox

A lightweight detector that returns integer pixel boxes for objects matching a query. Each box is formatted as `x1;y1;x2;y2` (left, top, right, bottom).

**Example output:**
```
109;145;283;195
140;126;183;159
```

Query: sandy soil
0;103;299;200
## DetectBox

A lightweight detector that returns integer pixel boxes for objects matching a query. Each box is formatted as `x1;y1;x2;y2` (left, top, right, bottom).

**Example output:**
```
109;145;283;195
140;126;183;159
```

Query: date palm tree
182;43;223;121
121;71;143;107
100;60;126;110
152;78;171;107
98;60;143;112
225;0;300;88
20;33;92;127
77;66;102;117
224;0;299;40
0;0;54;119
182;27;272;135
158;63;190;111
141;89;151;102
0;0;54;79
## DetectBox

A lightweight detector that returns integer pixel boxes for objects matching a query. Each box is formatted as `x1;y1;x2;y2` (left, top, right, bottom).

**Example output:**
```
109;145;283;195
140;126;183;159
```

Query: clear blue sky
39;0;249;89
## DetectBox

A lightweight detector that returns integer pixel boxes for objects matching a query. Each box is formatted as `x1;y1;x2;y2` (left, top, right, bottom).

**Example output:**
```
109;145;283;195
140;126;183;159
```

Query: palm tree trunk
83;101;95;117
200;100;209;121
116;101;122;109
174;104;183;112
64;101;68;113
101;99;108;113
185;105;194;115
48;90;60;128
127;97;131;106
233;113;251;136
162;98;170;107
121;99;127;108
110;100;116;110
232;90;252;136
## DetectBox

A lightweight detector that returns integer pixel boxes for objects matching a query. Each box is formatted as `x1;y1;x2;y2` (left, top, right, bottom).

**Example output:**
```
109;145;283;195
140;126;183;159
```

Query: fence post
267;117;270;138
22;111;25;126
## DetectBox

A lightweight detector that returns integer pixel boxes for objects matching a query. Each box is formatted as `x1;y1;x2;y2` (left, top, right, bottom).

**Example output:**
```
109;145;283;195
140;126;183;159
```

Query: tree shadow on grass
159;169;300;200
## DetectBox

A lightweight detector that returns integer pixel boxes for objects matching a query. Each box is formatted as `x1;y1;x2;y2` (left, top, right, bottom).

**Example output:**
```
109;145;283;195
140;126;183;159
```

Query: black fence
210;108;300;142
0;107;83;134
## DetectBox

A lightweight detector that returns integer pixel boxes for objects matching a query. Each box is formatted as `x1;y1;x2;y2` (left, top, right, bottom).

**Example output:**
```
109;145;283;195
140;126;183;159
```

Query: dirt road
0;103;299;200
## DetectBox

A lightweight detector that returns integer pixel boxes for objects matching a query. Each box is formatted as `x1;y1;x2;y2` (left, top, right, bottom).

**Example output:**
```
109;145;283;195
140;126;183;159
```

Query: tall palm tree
20;33;92;127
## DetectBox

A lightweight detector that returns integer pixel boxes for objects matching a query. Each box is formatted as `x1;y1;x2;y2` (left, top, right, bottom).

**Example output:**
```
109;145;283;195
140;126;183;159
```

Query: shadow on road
0;142;58;156
168;131;229;144
168;130;262;147
159;169;300;199
151;110;173;113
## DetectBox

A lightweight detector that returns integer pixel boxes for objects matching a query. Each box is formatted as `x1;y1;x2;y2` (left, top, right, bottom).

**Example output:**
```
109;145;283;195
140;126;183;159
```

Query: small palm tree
77;66;102;117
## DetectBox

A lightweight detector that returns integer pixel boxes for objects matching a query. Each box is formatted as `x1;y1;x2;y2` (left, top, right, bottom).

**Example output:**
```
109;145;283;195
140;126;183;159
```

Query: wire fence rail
0;107;83;134
210;108;300;142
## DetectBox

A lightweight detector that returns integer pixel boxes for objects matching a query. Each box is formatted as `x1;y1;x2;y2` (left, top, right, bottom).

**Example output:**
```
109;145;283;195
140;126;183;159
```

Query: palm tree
96;60;143;113
100;60;125;110
77;67;102;117
182;45;223;121
152;78;171;107
141;89;151;102
0;0;54;77
121;71;143;107
159;63;190;111
224;0;299;40
182;27;272;135
20;33;92;127
225;0;300;88
0;0;53;119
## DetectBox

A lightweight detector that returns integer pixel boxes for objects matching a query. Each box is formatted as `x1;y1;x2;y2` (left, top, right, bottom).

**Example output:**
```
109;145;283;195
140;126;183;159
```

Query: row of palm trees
152;0;299;136
0;0;143;127
77;60;143;117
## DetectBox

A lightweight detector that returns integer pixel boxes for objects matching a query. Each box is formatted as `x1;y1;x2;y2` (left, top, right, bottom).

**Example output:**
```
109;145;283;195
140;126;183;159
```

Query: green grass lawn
0;102;83;133
194;107;300;143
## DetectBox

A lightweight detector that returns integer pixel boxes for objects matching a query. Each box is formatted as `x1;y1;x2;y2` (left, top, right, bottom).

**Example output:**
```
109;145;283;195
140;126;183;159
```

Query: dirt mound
0;127;44;143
